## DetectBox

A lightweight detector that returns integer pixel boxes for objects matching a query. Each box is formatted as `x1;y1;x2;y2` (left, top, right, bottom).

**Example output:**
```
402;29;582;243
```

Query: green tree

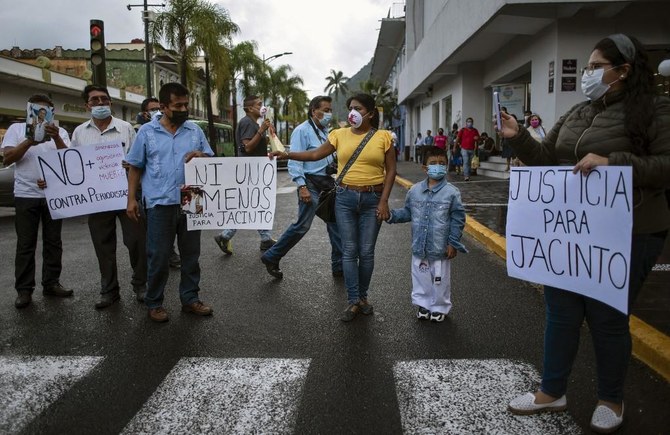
358;79;398;127
225;40;263;142
324;69;349;101
151;0;239;87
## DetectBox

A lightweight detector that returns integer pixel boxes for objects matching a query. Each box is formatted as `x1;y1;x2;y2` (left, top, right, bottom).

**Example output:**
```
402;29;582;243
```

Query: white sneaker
590;403;624;433
429;312;446;322
508;392;567;415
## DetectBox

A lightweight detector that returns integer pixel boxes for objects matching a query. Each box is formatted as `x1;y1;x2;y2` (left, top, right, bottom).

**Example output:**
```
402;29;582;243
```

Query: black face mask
168;110;189;126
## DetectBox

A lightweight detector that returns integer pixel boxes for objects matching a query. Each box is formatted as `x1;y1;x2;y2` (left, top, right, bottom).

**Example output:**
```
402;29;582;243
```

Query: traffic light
90;19;107;87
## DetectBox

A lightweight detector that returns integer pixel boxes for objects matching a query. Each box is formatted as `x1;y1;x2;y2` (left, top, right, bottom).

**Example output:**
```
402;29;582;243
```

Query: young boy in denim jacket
387;147;467;322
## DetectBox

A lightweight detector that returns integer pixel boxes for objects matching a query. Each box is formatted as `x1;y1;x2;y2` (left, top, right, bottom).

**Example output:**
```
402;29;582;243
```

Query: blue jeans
145;205;201;309
461;148;475;177
540;232;667;403
219;229;273;241
262;185;342;271
335;187;383;305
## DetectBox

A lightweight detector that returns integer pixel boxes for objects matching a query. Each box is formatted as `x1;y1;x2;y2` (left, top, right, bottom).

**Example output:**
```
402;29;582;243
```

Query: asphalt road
1;170;669;434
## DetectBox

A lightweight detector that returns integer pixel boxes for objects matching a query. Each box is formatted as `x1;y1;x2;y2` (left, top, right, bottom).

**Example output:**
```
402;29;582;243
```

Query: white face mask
581;67;618;101
348;109;363;128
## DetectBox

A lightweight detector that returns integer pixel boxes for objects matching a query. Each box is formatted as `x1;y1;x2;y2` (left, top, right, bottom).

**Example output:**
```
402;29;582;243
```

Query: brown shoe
182;301;213;316
148;307;169;323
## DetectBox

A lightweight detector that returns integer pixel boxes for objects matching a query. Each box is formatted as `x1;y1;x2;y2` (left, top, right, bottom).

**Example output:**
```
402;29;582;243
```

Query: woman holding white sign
500;34;670;433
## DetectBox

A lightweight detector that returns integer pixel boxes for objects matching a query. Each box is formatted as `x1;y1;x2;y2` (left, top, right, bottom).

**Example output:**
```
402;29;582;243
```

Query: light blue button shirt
288;119;335;186
126;118;214;208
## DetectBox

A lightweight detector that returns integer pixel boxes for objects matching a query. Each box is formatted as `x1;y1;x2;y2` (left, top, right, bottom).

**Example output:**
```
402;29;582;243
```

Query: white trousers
411;255;452;314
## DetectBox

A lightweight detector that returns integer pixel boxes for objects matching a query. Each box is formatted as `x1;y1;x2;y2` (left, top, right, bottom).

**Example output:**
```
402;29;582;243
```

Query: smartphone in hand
493;91;502;131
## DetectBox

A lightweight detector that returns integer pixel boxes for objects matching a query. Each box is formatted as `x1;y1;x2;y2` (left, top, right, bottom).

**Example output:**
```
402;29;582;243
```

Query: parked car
0;163;15;207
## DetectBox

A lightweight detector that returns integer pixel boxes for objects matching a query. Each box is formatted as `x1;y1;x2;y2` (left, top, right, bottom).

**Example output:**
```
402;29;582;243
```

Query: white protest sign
37;141;128;219
183;157;277;230
506;166;632;314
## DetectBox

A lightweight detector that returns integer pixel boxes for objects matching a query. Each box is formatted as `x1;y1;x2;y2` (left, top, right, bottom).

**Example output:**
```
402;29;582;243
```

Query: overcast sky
0;0;395;101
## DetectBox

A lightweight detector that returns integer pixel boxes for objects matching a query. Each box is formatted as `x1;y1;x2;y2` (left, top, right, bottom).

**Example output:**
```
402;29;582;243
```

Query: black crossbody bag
315;128;377;223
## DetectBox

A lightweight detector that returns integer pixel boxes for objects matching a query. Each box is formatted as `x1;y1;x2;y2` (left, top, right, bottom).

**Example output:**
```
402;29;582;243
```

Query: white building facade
391;0;670;158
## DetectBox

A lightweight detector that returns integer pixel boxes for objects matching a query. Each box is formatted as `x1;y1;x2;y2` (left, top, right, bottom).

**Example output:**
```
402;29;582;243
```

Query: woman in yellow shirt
275;93;397;321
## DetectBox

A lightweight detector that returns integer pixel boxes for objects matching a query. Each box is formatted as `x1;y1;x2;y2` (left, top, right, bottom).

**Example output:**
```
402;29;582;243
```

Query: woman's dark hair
346;93;380;128
594;35;654;155
452;123;458;130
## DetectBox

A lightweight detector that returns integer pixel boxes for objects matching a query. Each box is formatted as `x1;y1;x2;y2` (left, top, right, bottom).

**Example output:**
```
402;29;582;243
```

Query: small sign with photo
26;102;54;142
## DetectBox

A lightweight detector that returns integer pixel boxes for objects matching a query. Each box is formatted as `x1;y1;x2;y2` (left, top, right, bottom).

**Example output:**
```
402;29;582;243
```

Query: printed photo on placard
26;102;54;142
180;185;204;215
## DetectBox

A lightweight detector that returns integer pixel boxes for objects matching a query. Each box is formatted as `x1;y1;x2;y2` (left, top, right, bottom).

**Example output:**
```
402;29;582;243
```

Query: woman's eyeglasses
581;62;613;76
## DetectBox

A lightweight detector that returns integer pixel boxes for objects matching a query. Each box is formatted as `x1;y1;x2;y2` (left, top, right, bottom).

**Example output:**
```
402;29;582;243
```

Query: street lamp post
261;52;293;137
127;1;165;97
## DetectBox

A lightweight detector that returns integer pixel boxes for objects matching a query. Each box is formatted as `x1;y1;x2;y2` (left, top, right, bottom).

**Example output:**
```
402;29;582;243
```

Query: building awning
371;18;405;84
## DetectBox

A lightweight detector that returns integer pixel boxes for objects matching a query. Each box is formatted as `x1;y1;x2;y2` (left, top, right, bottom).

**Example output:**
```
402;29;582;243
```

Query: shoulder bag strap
334;128;376;185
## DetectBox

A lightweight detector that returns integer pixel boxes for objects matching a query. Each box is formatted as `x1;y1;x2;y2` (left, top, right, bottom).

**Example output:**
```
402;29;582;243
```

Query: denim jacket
388;178;467;259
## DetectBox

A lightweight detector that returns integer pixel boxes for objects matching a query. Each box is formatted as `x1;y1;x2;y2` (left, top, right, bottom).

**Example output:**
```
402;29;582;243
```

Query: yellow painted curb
630;316;670;382
394;175;670;382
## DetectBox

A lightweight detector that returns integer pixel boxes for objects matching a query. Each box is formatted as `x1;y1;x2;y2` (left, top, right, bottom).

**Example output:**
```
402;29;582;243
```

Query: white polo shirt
1;123;71;198
71;116;136;153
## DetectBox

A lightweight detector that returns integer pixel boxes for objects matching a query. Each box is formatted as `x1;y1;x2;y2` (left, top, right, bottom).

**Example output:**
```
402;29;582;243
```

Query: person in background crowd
523;109;533;127
421;129;434;164
455;117;480;181
1;94;73;308
414;132;423;163
503;34;670;434
434;128;448;153
272;93;396;322
71;85;147;308
126;82;214;323
447;123;459;171
477;132;497;161
134;97;160;129
214;95;276;255
386;146;467;322
527;114;546;142
260;96;342;279
500;113;518;171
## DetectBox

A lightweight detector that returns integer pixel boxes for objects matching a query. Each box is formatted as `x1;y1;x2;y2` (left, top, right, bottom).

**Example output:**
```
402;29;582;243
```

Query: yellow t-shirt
328;128;392;186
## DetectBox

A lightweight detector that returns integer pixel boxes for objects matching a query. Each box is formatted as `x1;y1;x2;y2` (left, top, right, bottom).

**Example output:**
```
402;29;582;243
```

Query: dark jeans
88;209;147;294
540;232;667;403
145;205;201;309
14;197;63;292
262;178;342;272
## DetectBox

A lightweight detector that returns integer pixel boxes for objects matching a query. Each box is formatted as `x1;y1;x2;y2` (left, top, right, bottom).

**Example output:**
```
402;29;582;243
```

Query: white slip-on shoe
590;403;624;434
508;392;567;415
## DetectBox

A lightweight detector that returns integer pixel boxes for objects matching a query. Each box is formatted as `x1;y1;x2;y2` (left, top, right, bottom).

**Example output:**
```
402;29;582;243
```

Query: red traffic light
90;25;102;37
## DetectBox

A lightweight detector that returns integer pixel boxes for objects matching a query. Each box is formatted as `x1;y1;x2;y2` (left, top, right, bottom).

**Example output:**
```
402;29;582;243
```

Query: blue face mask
320;112;332;127
427;164;447;180
91;105;111;120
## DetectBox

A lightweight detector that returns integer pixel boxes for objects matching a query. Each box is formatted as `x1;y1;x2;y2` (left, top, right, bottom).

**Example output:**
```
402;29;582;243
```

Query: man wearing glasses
70;85;147;309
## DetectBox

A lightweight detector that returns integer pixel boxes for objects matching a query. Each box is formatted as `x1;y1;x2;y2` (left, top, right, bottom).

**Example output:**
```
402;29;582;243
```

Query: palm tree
151;0;239;87
225;41;263;149
358;79;398;127
278;74;305;143
324;69;349;101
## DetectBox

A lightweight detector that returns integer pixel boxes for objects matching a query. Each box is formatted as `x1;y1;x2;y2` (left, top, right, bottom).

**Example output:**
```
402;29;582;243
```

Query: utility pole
127;1;164;97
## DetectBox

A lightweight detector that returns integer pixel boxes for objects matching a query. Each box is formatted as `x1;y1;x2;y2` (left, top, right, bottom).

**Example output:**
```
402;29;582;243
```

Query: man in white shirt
70;85;147;309
1;94;73;308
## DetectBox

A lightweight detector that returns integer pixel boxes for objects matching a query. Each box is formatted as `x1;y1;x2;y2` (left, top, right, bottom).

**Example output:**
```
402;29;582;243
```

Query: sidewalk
394;160;670;381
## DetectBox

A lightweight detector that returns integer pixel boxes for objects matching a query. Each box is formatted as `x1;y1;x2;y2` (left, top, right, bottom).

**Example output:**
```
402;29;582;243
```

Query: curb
394;174;670;383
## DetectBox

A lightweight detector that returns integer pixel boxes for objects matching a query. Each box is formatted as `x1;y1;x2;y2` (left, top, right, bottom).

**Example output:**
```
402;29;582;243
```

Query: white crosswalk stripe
393;359;581;434
0;355;104;434
121;357;311;435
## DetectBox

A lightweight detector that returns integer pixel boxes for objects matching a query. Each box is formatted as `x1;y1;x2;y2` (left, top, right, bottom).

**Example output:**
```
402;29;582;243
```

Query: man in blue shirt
126;83;214;323
260;96;342;279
